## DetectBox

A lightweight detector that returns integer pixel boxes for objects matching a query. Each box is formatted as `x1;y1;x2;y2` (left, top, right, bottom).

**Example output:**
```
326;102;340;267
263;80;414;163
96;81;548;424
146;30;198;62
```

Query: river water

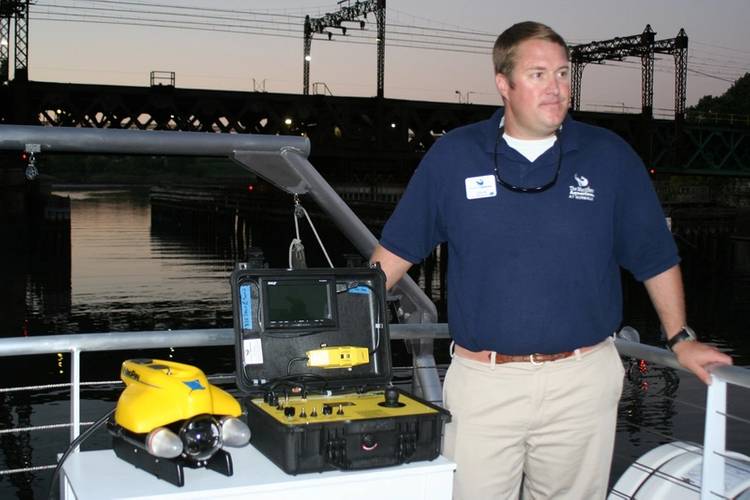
1;187;748;499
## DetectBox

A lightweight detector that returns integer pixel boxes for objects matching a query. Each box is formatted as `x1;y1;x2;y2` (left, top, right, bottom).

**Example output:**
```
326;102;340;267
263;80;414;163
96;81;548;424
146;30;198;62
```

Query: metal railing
0;327;748;498
0;324;448;440
685;110;750;127
0;123;437;330
579;104;750;126
614;340;750;499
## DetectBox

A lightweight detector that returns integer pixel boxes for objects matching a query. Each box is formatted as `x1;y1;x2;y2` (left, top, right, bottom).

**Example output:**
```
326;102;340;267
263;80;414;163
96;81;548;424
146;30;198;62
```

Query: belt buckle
529;353;544;366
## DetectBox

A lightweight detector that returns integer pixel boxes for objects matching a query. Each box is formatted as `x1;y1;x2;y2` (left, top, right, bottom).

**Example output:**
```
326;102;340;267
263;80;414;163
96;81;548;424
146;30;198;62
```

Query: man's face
495;39;571;139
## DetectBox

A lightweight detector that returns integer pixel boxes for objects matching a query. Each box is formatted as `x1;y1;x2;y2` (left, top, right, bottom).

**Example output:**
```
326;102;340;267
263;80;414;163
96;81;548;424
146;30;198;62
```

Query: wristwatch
666;326;697;351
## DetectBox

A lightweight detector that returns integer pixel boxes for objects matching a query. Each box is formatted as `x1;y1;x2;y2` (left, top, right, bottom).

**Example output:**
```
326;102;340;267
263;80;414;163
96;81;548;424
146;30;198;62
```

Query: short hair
492;21;570;77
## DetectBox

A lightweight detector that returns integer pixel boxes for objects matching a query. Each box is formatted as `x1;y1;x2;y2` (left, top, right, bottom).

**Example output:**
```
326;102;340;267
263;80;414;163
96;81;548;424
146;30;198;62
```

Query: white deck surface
61;446;455;500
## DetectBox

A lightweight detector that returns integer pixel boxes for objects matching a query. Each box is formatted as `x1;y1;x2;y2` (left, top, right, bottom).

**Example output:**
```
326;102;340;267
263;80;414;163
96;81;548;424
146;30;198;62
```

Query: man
371;21;732;500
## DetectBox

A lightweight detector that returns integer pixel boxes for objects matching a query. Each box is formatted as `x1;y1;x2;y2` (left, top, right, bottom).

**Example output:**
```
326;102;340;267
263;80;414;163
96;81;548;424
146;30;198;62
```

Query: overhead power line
31;14;303;40
37;4;491;48
26;1;749;101
30;12;749;81
32;1;750;78
49;0;308;19
33;7;302;34
30;14;490;56
387;6;495;37
692;40;750;56
687;68;738;83
388;22;495;39
33;0;497;44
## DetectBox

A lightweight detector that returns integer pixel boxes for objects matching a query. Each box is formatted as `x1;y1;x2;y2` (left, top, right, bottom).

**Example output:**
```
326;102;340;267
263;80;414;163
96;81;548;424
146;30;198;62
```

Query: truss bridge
0;80;748;182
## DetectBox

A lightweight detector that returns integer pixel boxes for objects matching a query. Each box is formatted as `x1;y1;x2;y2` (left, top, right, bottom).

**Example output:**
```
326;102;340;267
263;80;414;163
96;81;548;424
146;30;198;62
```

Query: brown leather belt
454;344;578;365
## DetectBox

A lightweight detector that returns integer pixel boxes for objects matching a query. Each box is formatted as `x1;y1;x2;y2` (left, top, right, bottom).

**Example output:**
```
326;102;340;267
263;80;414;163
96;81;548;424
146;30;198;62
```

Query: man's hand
672;340;733;384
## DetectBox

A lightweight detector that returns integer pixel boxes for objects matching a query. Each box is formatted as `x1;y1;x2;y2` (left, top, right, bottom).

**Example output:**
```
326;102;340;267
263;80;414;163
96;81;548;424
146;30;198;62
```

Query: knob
266;392;278;407
379;386;405;407
384;387;399;405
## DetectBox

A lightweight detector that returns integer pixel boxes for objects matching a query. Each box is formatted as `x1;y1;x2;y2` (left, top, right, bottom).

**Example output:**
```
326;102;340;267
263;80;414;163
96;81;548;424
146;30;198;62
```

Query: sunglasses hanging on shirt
493;127;562;194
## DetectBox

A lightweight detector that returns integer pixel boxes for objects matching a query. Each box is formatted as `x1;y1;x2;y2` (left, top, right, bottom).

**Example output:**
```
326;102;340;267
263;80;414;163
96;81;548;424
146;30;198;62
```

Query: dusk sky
22;1;750;115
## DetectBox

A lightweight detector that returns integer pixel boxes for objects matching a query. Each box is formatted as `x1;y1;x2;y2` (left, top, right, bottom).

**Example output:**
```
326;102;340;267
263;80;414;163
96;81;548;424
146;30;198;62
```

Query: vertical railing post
406;338;442;405
701;376;727;499
70;348;81;446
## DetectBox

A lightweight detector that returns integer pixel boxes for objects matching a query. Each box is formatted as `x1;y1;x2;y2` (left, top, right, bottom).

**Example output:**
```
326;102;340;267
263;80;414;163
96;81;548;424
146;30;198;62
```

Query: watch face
683;326;697;340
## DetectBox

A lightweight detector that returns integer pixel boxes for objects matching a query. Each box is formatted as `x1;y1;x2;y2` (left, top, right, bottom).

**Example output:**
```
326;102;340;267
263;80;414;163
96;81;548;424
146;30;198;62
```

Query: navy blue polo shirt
380;109;679;354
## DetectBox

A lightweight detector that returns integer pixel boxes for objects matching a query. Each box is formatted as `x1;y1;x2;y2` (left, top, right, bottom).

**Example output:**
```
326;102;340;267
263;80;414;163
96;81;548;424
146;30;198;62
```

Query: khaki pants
442;338;624;500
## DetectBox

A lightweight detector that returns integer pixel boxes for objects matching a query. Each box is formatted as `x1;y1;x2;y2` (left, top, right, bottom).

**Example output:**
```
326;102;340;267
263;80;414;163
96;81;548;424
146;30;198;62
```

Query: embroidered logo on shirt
569;173;595;201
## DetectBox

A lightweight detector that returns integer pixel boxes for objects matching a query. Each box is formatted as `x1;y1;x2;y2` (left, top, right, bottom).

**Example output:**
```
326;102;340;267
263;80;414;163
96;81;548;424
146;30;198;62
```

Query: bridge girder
1;81;748;177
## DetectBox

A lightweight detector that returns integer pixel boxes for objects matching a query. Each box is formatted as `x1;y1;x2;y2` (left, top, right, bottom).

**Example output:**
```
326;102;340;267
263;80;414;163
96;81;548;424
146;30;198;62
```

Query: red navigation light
247;184;254;192
649;168;656;175
20;151;28;162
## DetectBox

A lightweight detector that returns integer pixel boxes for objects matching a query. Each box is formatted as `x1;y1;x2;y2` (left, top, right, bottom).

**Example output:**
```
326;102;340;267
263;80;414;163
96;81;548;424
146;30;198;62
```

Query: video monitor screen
263;278;337;329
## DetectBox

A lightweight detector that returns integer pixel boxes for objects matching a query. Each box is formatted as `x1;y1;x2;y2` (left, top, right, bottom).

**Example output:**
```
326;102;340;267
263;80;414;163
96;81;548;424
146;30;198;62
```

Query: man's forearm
643;264;733;383
370;244;413;290
643;264;686;338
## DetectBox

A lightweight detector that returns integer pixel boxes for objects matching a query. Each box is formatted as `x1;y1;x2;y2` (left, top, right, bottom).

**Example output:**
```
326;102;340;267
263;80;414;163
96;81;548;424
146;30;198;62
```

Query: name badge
465;175;497;200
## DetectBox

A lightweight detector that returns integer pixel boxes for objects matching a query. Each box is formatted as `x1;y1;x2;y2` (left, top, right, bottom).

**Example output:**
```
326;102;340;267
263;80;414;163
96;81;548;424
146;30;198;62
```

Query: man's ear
495;72;511;102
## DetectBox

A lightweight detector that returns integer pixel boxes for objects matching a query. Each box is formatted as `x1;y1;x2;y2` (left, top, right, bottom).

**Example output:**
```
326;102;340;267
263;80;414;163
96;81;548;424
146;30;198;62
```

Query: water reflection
1;201;71;339
0;392;34;499
66;189;235;331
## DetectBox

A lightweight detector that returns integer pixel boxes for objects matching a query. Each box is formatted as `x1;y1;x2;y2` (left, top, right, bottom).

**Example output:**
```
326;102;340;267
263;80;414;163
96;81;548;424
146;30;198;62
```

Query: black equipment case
230;266;450;474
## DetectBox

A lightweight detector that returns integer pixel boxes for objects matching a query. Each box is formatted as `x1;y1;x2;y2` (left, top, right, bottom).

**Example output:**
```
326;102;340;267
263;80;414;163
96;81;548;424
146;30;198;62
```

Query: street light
252;78;267;92
455;90;476;104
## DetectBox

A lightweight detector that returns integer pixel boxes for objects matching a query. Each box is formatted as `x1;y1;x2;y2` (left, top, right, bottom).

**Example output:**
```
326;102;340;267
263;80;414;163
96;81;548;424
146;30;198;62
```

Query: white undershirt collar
499;115;559;163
